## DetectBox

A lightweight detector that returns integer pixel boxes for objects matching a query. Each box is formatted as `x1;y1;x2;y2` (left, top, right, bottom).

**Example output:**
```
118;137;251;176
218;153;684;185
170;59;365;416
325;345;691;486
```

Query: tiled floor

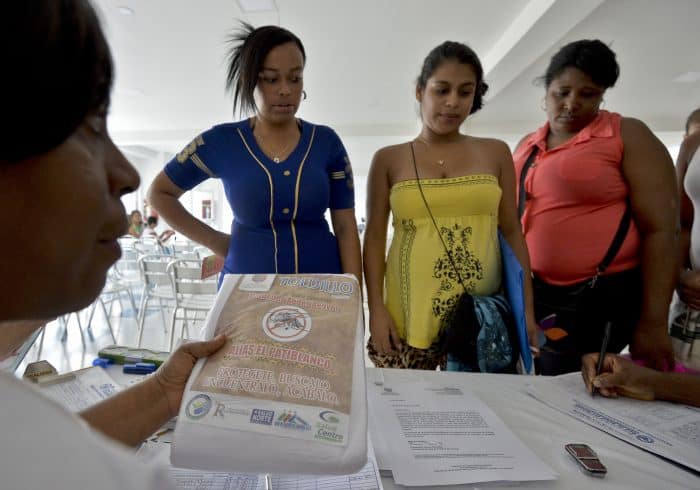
17;293;374;375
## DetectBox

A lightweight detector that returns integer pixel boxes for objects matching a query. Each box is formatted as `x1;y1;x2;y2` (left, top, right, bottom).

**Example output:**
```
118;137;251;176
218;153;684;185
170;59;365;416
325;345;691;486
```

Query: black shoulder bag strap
517;145;632;284
596;203;632;277
518;147;539;218
409;142;467;293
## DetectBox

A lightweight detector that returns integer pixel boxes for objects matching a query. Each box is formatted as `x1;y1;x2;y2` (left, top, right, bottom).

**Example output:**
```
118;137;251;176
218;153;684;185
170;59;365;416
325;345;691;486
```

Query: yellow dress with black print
385;175;502;349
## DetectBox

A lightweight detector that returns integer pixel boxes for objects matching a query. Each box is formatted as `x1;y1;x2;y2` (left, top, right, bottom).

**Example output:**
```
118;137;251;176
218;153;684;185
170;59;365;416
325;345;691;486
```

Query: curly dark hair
543;39;619;89
416;41;489;114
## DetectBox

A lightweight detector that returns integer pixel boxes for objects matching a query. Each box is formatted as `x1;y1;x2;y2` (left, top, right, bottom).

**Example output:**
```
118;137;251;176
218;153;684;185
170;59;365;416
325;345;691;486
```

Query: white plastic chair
84;268;135;343
173;248;200;260
58;311;87;346
193;245;215;260
134;237;162;256
170;239;195;256
136;254;174;348
113;241;143;294
167;259;217;351
118;235;138;249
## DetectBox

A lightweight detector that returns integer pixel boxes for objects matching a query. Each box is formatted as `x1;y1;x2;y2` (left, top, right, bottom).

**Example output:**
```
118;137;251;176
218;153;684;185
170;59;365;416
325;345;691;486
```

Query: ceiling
95;0;700;173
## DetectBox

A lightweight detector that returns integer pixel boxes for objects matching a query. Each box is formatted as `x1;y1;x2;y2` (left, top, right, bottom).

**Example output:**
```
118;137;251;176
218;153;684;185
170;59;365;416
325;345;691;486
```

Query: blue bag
441;293;519;373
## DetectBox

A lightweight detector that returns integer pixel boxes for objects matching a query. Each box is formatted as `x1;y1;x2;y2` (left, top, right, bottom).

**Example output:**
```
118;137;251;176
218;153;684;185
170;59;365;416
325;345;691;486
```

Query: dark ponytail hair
225;22;306;116
416;41;489;114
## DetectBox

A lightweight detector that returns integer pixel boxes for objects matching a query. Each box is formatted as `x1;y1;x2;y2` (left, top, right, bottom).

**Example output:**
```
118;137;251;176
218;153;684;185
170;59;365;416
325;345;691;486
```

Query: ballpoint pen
592;321;612;398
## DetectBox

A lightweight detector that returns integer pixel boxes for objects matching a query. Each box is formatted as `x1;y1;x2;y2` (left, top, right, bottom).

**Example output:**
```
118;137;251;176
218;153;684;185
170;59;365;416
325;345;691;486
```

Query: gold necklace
254;133;296;163
415;135;454;166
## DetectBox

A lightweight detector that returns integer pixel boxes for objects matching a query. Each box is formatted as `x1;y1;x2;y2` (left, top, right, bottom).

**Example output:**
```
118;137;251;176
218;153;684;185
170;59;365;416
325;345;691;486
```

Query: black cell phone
565;443;607;477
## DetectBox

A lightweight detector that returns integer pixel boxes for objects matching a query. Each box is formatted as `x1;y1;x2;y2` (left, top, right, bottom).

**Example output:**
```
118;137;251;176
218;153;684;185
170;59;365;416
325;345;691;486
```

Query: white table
368;368;700;490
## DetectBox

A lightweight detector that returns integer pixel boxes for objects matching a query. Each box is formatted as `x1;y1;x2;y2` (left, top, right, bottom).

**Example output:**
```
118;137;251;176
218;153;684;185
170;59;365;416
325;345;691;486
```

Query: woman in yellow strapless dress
363;41;538;369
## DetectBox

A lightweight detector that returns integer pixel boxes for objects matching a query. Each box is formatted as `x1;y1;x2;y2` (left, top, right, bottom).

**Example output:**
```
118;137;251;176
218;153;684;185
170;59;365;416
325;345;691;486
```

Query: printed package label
184;274;359;446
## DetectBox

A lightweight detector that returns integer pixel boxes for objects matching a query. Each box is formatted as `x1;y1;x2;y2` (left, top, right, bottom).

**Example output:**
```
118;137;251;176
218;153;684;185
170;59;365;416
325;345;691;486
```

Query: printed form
167;459;382;490
36;366;121;412
527;372;700;473
138;437;383;490
368;375;557;486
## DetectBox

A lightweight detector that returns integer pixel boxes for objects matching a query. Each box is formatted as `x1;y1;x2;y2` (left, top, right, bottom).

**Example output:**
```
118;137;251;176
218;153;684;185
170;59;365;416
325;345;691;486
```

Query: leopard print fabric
367;337;446;370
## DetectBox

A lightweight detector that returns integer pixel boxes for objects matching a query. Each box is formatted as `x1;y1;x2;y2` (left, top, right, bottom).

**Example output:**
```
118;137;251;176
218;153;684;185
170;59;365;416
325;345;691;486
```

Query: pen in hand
592;321;612;398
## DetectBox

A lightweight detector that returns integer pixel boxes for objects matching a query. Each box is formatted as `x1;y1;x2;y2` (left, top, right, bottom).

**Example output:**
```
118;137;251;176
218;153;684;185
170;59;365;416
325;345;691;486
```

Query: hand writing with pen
582;352;700;408
581;353;656;401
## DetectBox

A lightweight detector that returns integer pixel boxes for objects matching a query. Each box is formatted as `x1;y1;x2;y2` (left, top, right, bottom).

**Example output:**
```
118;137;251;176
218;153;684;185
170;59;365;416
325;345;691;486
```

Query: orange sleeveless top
513;111;640;285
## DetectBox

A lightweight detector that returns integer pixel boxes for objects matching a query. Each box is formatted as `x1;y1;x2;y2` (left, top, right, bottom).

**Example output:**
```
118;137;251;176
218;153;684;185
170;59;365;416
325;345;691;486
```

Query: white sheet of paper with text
137;437;383;490
527;372;700;473
369;377;557;486
37;366;121;412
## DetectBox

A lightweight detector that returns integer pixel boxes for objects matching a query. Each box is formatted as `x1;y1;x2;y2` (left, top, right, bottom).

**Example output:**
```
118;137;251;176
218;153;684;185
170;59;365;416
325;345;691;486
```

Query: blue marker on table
92;357;114;368
123;362;157;375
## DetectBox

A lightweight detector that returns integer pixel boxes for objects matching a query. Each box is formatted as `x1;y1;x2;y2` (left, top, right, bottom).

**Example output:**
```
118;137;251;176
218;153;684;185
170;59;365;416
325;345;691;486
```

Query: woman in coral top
513;40;676;375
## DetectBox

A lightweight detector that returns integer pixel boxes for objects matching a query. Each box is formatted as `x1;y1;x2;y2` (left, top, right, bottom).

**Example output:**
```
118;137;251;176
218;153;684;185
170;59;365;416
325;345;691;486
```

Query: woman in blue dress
148;24;361;281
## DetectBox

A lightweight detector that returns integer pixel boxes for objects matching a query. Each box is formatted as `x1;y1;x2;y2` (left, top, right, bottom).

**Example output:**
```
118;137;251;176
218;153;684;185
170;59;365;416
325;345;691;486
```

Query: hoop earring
302;90;307;101
540;98;546;111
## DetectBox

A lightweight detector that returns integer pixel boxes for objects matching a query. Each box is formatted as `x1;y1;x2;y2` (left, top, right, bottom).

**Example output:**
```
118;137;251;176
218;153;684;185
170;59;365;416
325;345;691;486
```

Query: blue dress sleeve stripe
163;129;219;190
190;153;216;178
324;127;354;210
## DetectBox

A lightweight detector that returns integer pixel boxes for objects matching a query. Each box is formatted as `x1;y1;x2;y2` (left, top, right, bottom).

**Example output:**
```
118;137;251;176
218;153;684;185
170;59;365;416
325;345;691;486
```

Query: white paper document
368;375;557;486
36;366;121;412
138;438;383;490
527;372;700;473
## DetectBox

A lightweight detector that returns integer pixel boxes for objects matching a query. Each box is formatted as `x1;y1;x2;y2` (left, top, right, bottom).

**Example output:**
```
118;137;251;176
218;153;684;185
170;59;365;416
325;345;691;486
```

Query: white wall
341;134;413;222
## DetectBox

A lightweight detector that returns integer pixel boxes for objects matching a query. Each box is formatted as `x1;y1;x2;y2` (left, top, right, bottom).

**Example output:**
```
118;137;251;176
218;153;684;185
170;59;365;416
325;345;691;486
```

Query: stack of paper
527;372;700;473
138;438;383;490
368;373;557;486
172;274;368;475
